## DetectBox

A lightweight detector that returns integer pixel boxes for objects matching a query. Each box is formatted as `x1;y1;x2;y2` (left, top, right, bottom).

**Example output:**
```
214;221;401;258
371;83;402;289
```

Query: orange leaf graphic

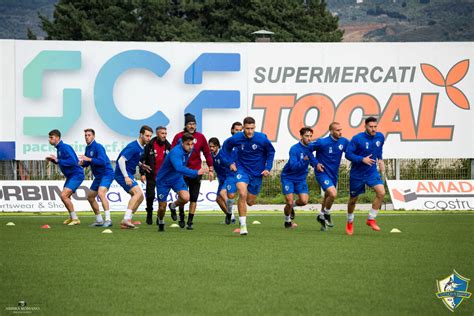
420;63;445;86
446;59;469;86
446;86;470;110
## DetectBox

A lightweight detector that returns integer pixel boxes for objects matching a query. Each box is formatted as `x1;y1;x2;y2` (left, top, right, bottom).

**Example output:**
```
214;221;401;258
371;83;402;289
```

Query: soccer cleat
284;221;297;229
146;213;153;225
103;220;113;228
67;219;81;226
240;224;248;235
366;219;381;231
178;211;186;228
290;207;296;220
120;219;136;229
89;221;104;227
346;222;353;235
186;222;194;230
169;203;177;221
316;214;327;231
324;213;334;227
225;213;232;225
158;223;165;232
63;218;73;225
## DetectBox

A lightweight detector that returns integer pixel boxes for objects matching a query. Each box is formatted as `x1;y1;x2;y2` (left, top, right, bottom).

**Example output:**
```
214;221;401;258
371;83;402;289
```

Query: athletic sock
104;210;111;221
95;214;103;222
324;208;331;215
231;213;235;221
159;219;165;224
124;209;133;221
347;213;354;223
188;213;194;223
226;199;235;214
70;211;78;220
239;216;247;226
319;209;325;216
170;201;177;209
284;215;291;223
368;209;378;220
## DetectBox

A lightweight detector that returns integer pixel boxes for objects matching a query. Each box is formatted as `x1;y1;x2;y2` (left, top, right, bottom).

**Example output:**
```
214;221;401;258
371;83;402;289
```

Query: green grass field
1;212;473;315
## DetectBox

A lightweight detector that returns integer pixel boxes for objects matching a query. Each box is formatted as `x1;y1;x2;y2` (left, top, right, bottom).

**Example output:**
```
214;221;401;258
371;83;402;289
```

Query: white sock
124;209;133;221
324;208;331;214
231;213;235;220
347;213;354;223
104;210;111;221
284;215;291;222
368;209;378;220
70;211;78;220
239;216;247;226
170;201;177;208
159;219;165;224
95;214;103;222
226;199;234;214
319;209;325;216
292;201;296;207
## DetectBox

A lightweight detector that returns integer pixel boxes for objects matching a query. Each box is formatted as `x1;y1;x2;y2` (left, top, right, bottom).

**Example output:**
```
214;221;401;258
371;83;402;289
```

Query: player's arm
170;151;199;178
287;147;306;171
59;146;79;167
89;145;106;167
139;143;150;176
262;136;276;176
345;137;364;163
201;135;214;180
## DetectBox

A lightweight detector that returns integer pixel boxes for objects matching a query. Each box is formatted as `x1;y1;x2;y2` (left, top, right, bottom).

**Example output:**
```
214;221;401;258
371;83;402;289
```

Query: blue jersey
346;132;384;179
82;140;113;178
156;144;198;184
212;149;232;182
281;142;318;181
55;140;83;179
310;136;349;182
115;140;144;176
222;131;275;177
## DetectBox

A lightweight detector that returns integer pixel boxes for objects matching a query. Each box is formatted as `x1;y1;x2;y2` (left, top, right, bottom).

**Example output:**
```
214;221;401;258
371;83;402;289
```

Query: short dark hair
84;128;95;135
243;117;255;125
208;137;220;147
156;126;166;132
299;127;313;136
140;125;153;134
329;122;340;131
48;129;61;138
365;116;378;124
181;133;194;143
231;122;242;130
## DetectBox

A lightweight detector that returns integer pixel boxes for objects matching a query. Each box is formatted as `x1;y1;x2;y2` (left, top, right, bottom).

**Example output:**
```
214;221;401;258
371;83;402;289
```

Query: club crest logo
158;194;164;199
436;270;471;311
284;185;289;191
90;150;94;156
236;174;242;179
226;184;231;190
329;147;333;154
376;141;381;147
324;180;329;185
300;153;304;159
252;144;258;150
338;144;343;150
365;142;369;149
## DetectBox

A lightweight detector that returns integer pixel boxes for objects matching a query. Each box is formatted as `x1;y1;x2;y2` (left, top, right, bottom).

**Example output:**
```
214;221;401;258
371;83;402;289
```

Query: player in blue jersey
223;121;243;224
280;127;318;229
222;116;275;235
310;122;349;231
46;129;85;226
155;133;207;232
114;125;153;229
79;129;114;228
345;117;386;235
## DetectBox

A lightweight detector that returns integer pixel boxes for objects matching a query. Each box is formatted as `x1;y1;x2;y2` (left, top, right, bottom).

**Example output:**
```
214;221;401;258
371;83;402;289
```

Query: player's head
48;129;61;146
139;125;153;145
299;127;313;146
243;117;256;138
364;117;378;136
329;122;342;139
181;133;195;153
84;128;95;145
155;126;167;142
231;122;243;135
208;137;220;154
184;113;196;134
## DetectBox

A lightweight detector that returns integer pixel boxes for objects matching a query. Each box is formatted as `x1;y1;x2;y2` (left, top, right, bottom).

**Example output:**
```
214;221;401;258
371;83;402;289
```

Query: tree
34;0;343;42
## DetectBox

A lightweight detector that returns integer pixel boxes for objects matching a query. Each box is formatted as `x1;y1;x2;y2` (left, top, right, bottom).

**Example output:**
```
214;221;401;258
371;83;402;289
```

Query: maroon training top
171;131;213;170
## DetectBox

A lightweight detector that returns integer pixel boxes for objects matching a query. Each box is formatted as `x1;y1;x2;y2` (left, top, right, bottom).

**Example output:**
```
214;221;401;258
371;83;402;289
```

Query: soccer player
46;129;84;225
140;126;171;225
156;133;207;232
222;116;275;235
114;125;153;229
79;128;115;227
345;116;385;235
280;127;317;229
310;122;349;231
170;113;214;230
225;121;243;220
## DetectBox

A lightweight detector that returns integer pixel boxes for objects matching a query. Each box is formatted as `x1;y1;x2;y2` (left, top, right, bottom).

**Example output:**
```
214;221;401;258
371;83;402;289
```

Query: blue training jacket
156;143;198;184
309;136;349;182
222;131;276;177
345;131;384;179
114;140;144;176
281;141;318;182
54;140;84;179
212;149;233;182
82;140;114;178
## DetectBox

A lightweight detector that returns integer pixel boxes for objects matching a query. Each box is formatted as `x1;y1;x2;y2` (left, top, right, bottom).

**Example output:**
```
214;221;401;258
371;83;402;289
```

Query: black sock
179;205;184;212
188;213;194;224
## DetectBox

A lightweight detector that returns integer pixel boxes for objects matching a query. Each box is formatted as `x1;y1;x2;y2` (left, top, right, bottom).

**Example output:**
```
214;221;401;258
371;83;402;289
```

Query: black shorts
184;175;202;202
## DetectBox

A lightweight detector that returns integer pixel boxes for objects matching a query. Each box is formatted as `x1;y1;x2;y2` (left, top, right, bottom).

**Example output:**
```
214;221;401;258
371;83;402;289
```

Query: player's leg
315;175;335;231
98;186;112;226
145;177;156;225
366;183;385;231
186;176;202;230
177;176;192;224
236;180;249;235
87;189;103;226
281;178;296;228
157;201;167;232
216;180;228;215
346;176;365;235
61;176;82;225
225;178;237;224
120;184;142;229
246;175;262;206
322;186;337;227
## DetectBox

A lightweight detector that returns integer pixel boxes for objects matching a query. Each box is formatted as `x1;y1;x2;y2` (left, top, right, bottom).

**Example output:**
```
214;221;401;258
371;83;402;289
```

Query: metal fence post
395;159;401;180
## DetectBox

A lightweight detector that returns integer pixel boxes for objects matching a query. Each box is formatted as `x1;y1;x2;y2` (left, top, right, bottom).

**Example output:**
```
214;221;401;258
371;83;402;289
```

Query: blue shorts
218;175;237;194
235;170;263;195
349;173;383;197
156;178;188;202
90;173;114;191
315;173;337;191
115;173;138;192
281;178;308;195
64;175;85;193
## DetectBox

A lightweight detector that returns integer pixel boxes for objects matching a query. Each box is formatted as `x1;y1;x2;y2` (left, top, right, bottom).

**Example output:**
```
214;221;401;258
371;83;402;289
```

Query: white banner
0;40;473;160
387;180;474;210
0;180;221;212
